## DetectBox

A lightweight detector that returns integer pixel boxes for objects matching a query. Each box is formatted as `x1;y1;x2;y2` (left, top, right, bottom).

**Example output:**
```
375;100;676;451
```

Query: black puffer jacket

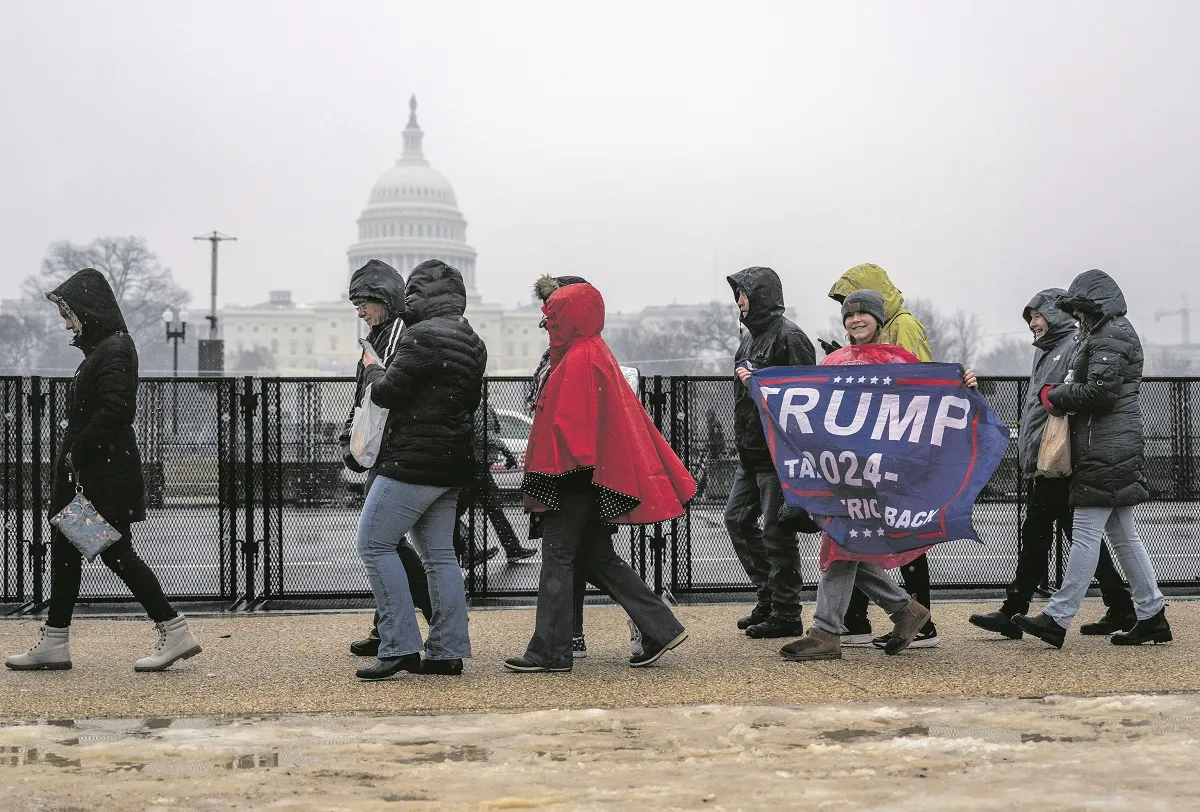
339;259;406;477
1046;270;1148;507
1017;288;1074;475
727;266;816;472
364;259;487;487
46;269;145;526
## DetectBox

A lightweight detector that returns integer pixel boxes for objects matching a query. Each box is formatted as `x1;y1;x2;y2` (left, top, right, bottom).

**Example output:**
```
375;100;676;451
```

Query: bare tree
606;302;742;375
21;236;192;375
907;297;982;366
976;336;1035;375
229;347;278;375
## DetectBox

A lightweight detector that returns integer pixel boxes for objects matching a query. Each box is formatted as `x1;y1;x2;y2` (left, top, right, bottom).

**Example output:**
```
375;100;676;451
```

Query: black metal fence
2;375;1198;610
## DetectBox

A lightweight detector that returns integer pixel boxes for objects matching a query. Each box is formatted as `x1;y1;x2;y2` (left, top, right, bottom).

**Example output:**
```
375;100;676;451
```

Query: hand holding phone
359;338;382;368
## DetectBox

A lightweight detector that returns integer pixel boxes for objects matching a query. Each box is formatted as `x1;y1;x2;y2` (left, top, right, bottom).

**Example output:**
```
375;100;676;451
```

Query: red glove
1040;385;1062;417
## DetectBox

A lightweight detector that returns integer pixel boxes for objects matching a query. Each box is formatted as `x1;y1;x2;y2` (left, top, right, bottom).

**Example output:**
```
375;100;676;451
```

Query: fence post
648;375;667;595
28;377;46;606
240;376;259;606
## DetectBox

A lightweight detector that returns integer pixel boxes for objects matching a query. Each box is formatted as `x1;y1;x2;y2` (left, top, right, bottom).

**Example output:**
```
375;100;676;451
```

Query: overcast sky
2;1;1197;346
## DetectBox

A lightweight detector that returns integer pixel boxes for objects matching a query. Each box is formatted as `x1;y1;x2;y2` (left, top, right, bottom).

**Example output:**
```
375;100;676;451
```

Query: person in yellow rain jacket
824;263;937;650
827;263;932;362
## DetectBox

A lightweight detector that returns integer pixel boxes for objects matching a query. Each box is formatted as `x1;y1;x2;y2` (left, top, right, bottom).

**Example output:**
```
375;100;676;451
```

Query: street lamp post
163;308;189;435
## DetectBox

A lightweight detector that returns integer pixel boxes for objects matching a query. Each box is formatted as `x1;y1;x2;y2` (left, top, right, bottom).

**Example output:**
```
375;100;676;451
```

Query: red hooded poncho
818;343;933;571
521;284;697;523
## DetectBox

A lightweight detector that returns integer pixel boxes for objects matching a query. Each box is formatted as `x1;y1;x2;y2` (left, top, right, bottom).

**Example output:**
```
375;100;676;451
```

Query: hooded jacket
1017;288;1075;475
45;269;145;525
363;259;487;487
727;267;816;472
339;259;406;476
829;264;932;361
521;283;696;523
526;275;590;412
1046;270;1148;507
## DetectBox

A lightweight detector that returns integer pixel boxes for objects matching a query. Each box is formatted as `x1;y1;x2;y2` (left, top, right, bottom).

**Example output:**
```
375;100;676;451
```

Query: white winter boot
134;615;202;672
5;626;72;671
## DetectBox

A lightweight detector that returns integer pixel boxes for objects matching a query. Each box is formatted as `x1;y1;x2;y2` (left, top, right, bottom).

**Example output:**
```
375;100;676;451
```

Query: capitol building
218;97;544;376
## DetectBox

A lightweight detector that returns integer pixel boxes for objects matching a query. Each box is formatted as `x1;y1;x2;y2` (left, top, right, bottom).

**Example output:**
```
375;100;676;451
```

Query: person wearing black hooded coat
1012;270;1171;649
725;266;817;639
970;288;1134;640
5;269;201;673
340;260;434;658
352;259;487;680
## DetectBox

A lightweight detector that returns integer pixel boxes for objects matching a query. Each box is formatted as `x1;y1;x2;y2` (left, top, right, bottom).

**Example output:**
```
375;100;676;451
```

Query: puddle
1;747;81;768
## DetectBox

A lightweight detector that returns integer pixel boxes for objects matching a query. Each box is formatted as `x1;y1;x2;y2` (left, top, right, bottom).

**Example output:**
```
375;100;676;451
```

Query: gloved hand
1040;385;1063;417
818;338;842;355
778;504;822;534
341;442;368;474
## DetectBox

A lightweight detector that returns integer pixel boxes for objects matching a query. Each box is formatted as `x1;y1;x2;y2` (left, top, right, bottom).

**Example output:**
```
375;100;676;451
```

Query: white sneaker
5;625;72;671
572;635;588;659
135;615;202;672
629;619;644;658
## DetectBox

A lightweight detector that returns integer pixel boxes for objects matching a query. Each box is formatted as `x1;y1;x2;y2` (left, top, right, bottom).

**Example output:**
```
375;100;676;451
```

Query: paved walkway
2;600;1197;719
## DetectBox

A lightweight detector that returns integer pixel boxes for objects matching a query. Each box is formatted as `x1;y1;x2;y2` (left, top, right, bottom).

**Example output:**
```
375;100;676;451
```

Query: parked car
491;408;533;492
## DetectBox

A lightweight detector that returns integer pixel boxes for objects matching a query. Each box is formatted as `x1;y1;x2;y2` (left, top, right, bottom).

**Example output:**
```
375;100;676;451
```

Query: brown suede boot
779;627;842;661
884;598;932;655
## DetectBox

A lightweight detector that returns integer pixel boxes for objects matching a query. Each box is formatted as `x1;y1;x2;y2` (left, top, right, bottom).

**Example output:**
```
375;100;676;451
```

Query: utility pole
193;231;237;376
1155;293;1192;345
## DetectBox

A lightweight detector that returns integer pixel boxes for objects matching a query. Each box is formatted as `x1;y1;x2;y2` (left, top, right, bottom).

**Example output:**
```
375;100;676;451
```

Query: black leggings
48;528;177;628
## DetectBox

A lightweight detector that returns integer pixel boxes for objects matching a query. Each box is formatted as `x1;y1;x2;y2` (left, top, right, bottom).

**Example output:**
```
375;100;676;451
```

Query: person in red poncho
504;283;694;673
779;290;977;662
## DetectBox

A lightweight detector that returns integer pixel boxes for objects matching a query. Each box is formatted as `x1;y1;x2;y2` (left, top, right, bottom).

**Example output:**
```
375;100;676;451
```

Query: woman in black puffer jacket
5;270;200;673
1012;270;1170;648
353;260;487;680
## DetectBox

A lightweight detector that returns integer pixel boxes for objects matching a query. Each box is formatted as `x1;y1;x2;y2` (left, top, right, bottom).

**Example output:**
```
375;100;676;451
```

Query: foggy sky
2;1;1198;347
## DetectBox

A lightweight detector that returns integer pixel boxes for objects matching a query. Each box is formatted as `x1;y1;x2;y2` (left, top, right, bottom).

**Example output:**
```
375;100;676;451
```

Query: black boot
421;657;464;675
1111;608;1172;646
350;633;381;657
746;615;804;639
504;544;537;562
355;653;423;681
1080;607;1138;636
1011;612;1066;649
969;610;1023;640
736;603;771;631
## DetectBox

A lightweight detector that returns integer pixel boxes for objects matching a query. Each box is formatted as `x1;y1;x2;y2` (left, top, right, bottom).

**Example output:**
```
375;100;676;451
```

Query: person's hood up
349;259;405;319
1056;269;1128;327
828;263;905;323
402;259;467;325
727;266;785;335
533;274;590;304
544;283;604;366
46;268;127;350
1023;287;1075;351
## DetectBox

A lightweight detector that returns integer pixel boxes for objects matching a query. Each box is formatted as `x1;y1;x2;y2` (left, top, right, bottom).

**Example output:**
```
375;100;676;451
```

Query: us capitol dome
346;96;479;300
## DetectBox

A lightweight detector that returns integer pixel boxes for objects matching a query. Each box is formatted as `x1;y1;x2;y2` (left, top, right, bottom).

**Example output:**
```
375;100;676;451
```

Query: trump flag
747;363;1009;555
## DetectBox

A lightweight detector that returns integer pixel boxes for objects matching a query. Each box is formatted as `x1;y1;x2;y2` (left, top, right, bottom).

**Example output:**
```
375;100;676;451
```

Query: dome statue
347;96;479;297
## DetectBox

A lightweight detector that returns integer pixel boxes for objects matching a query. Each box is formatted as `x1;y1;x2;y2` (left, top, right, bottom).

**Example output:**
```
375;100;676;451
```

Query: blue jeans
724;466;804;620
356;476;470;660
1044;506;1165;628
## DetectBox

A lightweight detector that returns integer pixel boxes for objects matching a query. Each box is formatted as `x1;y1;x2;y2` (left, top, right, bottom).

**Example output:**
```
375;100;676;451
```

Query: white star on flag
870;376;879;384
834;376;842;383
849;529;859;537
862;529;873;537
858;376;867;383
882;376;892;385
878;528;886;536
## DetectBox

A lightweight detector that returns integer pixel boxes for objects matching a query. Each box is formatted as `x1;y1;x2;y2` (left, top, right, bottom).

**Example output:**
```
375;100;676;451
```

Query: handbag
1036;413;1072;478
49;460;123;562
349;326;403;468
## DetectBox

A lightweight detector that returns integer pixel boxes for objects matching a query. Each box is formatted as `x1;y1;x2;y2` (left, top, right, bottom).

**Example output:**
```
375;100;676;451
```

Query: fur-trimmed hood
533;274;590;304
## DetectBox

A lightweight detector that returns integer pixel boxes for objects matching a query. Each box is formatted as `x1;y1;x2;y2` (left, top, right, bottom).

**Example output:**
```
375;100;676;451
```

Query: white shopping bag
348;327;402;468
349;383;387;468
